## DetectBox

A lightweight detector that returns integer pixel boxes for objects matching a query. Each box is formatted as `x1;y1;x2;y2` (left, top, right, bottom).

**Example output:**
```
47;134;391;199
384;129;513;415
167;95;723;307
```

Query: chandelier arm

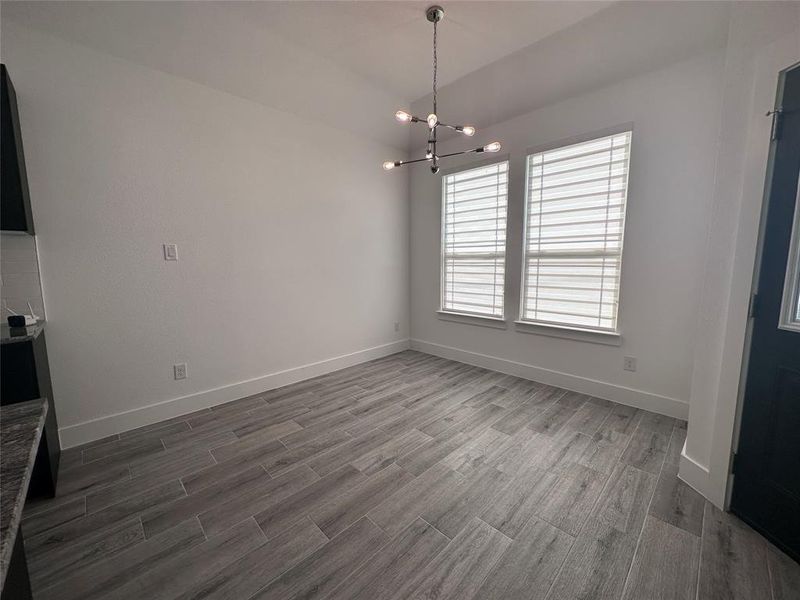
406;156;435;164
394;156;437;168
436;148;483;159
437;122;470;132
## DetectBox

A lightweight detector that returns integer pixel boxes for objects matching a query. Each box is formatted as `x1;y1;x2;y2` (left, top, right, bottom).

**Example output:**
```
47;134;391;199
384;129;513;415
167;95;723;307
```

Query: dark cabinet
1;330;60;497
1;64;34;234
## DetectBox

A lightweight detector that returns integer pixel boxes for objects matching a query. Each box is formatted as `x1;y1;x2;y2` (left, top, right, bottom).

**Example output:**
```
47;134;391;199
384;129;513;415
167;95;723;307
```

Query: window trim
518;124;634;335
437;310;508;329
439;156;511;320
514;320;622;346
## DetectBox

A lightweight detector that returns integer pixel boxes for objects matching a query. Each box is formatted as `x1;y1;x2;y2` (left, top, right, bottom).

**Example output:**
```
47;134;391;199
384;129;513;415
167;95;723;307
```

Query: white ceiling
410;0;732;148
1;1;731;150
219;1;613;100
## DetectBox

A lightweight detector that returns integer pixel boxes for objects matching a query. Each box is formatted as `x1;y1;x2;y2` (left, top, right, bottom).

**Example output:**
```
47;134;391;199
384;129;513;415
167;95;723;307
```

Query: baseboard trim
411;338;689;420
678;443;716;504
59;339;411;448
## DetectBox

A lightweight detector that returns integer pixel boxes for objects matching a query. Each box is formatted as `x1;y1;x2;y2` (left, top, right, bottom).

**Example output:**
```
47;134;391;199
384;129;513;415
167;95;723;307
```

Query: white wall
410;51;726;419
1;23;410;447
681;2;800;507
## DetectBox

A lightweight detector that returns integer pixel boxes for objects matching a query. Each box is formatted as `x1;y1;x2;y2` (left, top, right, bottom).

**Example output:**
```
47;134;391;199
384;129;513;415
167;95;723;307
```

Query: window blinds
521;131;632;331
441;161;509;318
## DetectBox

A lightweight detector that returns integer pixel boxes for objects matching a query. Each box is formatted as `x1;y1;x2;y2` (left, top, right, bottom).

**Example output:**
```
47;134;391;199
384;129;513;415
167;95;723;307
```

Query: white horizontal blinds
522;131;632;331
442;161;509;317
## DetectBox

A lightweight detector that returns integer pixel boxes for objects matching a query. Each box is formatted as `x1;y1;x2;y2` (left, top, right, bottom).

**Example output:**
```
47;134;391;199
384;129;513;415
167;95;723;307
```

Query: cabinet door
0;341;39;405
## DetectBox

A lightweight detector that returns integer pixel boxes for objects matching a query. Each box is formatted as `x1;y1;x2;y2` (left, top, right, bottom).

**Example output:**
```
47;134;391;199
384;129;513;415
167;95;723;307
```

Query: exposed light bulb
383;161;397;171
395;110;413;123
427;113;438;128
462;126;475;137
483;141;502;153
426;151;433;159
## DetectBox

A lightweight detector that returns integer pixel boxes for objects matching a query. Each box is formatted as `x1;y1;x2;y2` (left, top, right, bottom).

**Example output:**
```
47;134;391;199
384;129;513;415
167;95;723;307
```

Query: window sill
514;320;622;346
437;310;508;330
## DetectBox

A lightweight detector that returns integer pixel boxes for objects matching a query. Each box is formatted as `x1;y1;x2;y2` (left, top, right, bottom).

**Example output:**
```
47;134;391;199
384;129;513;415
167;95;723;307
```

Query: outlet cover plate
174;363;187;380
164;244;178;261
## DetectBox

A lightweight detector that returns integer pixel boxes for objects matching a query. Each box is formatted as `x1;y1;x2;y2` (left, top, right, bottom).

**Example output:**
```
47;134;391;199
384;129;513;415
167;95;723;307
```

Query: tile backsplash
1;233;45;319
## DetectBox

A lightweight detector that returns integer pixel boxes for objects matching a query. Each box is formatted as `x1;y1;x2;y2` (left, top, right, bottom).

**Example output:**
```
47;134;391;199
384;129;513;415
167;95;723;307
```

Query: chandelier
383;5;501;174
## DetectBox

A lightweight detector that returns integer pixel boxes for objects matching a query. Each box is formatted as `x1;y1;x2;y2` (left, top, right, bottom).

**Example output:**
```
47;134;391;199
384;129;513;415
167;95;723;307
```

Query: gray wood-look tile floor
21;351;799;600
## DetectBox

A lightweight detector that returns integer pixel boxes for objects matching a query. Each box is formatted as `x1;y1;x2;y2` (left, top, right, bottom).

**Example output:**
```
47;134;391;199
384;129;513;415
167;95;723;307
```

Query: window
780;178;800;332
441;161;509;319
520;130;632;332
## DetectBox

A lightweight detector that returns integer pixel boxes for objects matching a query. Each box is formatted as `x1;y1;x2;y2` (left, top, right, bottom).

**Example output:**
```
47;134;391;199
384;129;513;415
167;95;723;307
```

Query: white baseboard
678;442;717;504
59;339;411;448
411;338;689;420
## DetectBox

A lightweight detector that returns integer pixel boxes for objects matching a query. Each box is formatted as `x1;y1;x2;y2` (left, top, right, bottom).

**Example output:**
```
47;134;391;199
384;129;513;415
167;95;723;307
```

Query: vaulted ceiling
2;1;732;150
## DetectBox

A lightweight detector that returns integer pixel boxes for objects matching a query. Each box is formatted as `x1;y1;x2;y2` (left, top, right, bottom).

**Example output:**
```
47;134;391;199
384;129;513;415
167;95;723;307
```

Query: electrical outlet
174;363;187;380
163;243;178;261
623;356;637;372
394;322;400;332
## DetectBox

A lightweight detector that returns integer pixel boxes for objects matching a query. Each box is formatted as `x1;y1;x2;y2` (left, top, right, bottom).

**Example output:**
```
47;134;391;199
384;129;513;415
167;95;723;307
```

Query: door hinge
731;451;740;474
767;107;783;141
748;292;759;319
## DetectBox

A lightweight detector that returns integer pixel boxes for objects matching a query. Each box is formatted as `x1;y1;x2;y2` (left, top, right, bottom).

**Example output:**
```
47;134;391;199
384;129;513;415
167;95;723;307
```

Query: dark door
731;63;800;562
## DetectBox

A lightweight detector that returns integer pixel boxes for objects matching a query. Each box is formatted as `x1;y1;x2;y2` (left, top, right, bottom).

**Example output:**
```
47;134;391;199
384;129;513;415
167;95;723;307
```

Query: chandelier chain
433;18;438;114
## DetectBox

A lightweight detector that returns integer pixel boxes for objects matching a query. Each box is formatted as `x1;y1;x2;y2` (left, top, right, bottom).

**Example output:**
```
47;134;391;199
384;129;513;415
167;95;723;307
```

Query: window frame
517;125;633;337
439;156;510;323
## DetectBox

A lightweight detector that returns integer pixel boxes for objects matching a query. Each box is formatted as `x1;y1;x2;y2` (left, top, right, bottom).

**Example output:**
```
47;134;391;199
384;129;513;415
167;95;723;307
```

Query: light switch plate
163;243;178;261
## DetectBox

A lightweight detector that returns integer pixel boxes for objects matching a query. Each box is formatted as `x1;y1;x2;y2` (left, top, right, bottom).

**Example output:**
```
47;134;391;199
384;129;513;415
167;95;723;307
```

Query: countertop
0;398;48;588
0;320;45;345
